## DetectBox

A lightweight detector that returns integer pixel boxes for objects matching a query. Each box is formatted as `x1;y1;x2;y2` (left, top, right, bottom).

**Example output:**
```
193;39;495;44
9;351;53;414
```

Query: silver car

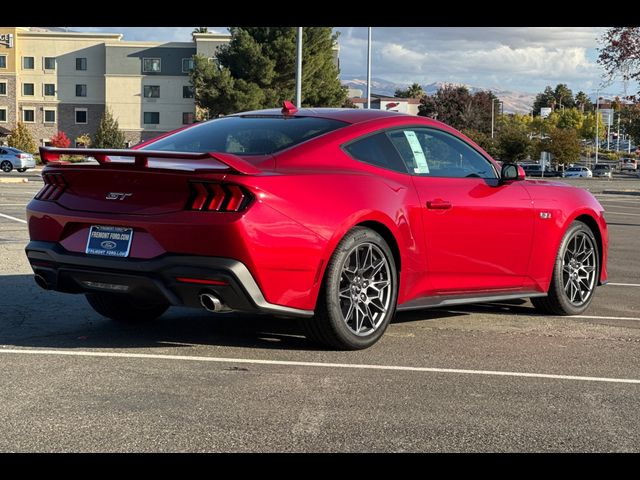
0;147;37;172
592;164;613;178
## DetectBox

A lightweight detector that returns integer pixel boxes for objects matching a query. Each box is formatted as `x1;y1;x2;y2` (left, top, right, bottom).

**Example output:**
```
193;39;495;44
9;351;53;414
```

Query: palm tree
192;27;209;34
575;91;589;113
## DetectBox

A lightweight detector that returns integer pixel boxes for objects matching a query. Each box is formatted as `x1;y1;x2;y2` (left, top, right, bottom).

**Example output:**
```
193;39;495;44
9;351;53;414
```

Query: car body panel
25;108;609;316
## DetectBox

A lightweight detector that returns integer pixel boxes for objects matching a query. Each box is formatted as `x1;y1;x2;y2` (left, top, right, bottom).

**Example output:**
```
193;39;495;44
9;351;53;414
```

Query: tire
303;227;398;350
1;161;13;173
532;221;599;315
85;292;169;322
17;168;26;173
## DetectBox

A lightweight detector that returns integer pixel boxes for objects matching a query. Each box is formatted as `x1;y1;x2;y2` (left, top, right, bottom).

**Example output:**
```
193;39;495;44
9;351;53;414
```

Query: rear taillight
186;182;253;212
16;154;29;159
35;173;67;201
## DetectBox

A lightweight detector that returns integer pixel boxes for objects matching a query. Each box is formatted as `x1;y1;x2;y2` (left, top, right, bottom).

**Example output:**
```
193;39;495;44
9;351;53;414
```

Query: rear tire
17;168;26;173
1;161;13;173
532;221;599;315
303;227;398;350
86;293;169;322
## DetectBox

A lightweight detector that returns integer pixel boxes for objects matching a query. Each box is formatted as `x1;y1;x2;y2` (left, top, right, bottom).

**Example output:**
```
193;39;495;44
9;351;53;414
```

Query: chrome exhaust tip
199;292;224;313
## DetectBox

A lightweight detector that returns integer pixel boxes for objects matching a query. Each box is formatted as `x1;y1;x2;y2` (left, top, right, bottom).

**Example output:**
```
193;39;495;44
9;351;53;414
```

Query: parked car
592;164;613;178
26;105;609;350
521;164;564;177
0;147;36;172
619;157;638;172
564;166;593;178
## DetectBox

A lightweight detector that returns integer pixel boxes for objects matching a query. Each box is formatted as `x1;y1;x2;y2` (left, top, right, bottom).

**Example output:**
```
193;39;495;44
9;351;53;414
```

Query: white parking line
607;282;640;287
605;211;640;216
0;204;29;206
0;348;639;385
0;213;26;224
573;314;640;322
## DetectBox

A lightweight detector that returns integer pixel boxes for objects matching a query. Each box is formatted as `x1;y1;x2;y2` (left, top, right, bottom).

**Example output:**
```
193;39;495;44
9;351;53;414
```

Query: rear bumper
25;241;313;318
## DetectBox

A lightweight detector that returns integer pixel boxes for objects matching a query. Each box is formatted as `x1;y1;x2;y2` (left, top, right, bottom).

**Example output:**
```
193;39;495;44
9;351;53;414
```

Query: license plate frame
85;225;134;258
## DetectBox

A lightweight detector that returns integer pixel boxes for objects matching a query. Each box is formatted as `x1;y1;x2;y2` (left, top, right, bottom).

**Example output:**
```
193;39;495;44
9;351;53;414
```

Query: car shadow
0;274;537;351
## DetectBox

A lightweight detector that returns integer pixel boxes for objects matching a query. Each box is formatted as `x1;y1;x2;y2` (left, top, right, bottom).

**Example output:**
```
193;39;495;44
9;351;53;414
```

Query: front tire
303;227;398;350
17;168;26;173
1;161;13;173
532;221;599;315
86;293;169;322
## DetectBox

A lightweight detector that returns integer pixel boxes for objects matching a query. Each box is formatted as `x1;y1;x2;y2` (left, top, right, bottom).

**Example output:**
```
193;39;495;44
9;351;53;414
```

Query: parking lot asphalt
0;175;639;452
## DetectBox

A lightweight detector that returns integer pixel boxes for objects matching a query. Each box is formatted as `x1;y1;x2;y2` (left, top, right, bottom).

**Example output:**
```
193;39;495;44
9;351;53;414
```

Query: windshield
141;116;348;155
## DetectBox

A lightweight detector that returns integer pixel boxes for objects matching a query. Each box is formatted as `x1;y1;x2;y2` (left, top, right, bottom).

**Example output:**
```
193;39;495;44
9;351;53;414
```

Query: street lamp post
366;27;372;109
491;98;500;139
295;27;302;108
595;92;599;165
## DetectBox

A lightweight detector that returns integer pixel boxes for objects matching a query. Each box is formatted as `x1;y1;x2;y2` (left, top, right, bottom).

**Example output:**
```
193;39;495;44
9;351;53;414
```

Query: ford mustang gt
25;103;608;350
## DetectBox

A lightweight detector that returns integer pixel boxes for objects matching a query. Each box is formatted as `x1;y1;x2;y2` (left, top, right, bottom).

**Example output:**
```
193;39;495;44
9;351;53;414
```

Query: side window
387;128;497;179
344;132;407;173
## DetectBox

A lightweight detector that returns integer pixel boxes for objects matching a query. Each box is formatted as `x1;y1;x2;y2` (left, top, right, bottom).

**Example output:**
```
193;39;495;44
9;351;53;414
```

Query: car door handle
426;199;452;210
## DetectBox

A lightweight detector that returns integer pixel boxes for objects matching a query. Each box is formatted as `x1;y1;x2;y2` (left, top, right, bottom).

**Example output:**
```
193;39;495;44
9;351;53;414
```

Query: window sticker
404;130;430;174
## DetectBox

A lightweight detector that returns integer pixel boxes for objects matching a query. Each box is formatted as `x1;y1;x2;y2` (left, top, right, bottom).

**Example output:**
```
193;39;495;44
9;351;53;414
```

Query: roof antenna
282;100;298;116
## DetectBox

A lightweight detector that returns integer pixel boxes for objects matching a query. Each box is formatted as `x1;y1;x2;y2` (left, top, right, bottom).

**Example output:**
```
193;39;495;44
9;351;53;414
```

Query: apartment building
0;27;229;147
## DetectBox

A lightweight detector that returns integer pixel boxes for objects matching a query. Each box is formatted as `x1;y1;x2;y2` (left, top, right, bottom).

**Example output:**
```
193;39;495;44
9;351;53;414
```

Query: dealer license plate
85;226;134;257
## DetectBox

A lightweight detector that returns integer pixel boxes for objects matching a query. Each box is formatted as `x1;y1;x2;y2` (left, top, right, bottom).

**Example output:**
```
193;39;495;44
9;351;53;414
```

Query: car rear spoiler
38;147;262;175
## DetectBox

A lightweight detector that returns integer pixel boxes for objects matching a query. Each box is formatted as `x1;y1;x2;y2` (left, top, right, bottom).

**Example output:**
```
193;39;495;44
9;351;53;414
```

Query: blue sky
75;26;635;97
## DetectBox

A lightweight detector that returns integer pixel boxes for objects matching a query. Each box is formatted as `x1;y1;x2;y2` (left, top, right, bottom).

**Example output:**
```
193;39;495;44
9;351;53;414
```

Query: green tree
496;125;532;161
556;108;583;130
542;128;581;165
418;85;498;135
532;86;557;114
395;82;425;99
461;128;499;158
574;91;593;112
619;104;640;144
580;111;606;141
554;83;575;109
7;122;37;153
192;27;208;34
93;109;125;149
190;27;346;116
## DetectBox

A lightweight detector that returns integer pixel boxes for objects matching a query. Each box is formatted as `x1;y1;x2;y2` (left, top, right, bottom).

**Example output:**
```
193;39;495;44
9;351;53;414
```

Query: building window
23;83;35;96
23;108;35;123
143;112;160;124
182;112;194;125
76;58;87;71
75;108;88;124
182;58;194;73
143;85;160;98
142;58;161;73
44;109;56;123
0;55;6;69
23;57;35;69
0;108;6;122
0;82;6;96
44;84;56;96
76;84;87;97
44;57;56;70
183;86;194;99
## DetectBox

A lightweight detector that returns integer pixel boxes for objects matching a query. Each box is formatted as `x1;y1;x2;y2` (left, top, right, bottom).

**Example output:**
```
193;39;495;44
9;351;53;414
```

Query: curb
0;177;29;184
602;190;640;196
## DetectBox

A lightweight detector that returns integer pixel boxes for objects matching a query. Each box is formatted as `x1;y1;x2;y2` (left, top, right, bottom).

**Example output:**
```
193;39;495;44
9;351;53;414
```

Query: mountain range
341;76;536;114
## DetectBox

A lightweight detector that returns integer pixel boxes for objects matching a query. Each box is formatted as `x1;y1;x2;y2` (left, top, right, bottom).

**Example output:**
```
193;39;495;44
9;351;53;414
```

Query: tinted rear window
141;116;348;155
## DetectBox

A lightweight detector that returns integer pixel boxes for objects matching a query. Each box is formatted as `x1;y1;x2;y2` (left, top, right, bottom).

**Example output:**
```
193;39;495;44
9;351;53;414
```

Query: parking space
0;177;639;452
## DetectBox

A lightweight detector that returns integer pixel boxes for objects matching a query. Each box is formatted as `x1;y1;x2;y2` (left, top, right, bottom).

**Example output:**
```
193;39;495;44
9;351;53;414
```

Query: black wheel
1;161;13;173
17;168;26;173
303;227;398;350
85;292;169;322
532;221;599;315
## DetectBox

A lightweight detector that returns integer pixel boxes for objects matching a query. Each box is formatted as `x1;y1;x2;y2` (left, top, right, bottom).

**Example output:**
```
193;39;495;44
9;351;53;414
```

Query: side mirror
501;163;525;182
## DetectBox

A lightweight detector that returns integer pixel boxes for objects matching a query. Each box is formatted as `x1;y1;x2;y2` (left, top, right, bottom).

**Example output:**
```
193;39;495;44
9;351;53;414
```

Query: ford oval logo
101;240;117;250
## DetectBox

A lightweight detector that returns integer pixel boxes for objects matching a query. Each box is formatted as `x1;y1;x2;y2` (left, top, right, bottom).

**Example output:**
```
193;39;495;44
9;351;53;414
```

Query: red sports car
26;105;608;350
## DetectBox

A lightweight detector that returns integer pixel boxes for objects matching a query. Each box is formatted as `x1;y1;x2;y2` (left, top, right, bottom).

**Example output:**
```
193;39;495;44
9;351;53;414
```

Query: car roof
231;107;415;125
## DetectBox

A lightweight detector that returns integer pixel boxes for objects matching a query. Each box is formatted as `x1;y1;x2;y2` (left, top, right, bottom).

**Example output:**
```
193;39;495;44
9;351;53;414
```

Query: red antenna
281;100;298;116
